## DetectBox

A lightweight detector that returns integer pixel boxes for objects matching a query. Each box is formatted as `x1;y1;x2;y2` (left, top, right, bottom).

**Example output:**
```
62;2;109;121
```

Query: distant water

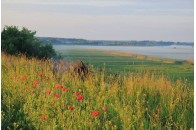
54;45;194;60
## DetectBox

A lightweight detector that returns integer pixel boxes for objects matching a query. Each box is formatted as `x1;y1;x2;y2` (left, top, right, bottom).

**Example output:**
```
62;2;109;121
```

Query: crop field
55;48;194;84
1;52;194;129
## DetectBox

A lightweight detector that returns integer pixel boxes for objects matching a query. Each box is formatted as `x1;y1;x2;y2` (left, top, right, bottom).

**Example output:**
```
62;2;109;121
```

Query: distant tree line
38;37;193;46
1;26;57;59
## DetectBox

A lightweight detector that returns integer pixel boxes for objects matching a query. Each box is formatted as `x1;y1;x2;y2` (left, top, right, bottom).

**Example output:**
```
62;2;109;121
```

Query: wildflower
55;84;61;89
32;86;35;89
68;106;73;110
62;88;68;92
46;90;52;95
74;91;79;95
39;73;43;77
40;115;46;120
77;95;84;101
55;94;60;99
21;75;27;81
34;80;39;85
103;106;107;112
92;111;100;116
25;86;28;90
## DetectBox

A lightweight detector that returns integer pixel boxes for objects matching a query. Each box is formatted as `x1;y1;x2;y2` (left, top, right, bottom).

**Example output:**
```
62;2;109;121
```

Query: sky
1;0;194;42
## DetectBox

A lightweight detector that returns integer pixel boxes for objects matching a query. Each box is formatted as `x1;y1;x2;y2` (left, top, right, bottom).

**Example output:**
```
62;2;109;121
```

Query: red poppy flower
103;106;107;112
55;84;61;89
34;80;39;85
40;115;46;120
21;75;27;81
46;90;52;94
68;106;73;110
32;86;35;89
77;95;84;100
74;91;79;95
39;73;43;77
61;86;64;88
92;111;100;116
55;94;60;98
25;86;28;90
62;88;68;92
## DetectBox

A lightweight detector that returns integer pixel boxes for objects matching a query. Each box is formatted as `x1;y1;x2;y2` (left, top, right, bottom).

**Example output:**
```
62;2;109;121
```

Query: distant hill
37;37;194;46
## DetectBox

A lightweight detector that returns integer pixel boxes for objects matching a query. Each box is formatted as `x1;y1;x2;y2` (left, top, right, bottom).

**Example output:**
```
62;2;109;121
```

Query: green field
55;48;194;84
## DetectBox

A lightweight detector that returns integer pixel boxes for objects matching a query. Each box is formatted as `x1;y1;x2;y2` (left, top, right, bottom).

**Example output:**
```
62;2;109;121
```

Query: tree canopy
1;26;56;59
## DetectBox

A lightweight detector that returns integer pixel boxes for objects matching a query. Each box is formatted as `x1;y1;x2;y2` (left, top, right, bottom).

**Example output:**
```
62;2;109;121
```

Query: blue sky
2;0;194;42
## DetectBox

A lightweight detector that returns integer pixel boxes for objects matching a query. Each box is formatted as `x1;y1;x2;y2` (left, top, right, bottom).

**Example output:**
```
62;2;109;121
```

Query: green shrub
1;25;56;59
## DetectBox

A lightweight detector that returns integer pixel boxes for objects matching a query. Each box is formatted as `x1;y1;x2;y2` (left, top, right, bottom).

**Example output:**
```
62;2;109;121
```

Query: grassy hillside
1;53;193;129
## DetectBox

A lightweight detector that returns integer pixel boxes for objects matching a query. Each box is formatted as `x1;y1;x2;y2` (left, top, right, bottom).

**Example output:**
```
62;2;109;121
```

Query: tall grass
1;53;193;129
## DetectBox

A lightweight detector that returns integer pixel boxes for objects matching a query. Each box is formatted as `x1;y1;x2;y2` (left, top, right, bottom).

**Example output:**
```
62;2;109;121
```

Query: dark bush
1;25;56;59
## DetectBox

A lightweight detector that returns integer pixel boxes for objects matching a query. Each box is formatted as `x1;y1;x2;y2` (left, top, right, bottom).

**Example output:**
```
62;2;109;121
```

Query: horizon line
36;36;194;43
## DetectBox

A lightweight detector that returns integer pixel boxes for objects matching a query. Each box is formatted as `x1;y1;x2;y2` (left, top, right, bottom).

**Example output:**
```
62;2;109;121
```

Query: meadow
1;51;194;129
56;48;194;84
